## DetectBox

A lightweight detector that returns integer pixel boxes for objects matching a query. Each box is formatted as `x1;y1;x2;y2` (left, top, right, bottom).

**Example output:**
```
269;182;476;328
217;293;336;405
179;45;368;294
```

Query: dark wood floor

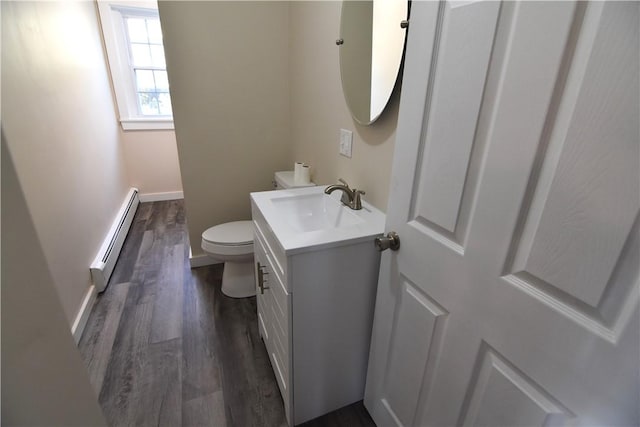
79;200;376;427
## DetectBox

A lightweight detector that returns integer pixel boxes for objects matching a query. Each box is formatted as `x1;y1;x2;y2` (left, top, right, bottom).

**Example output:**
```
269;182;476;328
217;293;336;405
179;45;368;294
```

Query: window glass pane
147;19;163;44
111;9;173;120
138;93;159;115
126;17;148;43
154;70;169;91
150;45;166;67
158;93;172;115
135;69;156;91
130;43;151;66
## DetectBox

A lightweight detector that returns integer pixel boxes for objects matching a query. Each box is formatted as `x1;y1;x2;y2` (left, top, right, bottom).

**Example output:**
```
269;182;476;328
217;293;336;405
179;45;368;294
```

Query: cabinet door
253;230;292;424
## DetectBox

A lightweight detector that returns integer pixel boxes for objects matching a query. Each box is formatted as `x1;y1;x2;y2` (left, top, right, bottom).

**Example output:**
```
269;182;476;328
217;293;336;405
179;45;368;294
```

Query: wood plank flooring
79;200;376;427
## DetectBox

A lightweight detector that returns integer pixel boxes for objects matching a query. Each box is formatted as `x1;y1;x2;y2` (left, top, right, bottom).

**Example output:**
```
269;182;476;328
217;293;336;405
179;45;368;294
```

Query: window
98;1;173;130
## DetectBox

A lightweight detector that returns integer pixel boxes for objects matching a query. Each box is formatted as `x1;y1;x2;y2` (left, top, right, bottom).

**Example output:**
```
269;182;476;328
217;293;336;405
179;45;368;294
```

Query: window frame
97;0;174;130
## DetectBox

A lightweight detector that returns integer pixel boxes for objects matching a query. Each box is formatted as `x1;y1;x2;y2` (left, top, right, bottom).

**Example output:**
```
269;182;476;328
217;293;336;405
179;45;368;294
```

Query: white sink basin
251;186;386;254
270;192;364;232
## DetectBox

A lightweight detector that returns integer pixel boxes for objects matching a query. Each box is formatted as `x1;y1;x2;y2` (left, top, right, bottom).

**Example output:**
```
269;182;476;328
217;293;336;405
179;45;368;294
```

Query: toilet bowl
202;171;315;298
202;221;255;298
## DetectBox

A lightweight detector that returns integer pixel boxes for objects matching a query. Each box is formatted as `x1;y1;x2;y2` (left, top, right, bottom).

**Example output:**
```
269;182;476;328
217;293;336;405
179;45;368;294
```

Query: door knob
375;232;400;252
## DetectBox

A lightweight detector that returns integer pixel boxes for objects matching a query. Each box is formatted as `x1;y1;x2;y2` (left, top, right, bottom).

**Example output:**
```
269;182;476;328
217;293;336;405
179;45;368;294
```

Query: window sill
121;118;174;131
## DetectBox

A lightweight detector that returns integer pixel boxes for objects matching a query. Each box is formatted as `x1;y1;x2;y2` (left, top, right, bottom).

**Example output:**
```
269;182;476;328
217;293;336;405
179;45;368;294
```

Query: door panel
505;0;639;325
459;344;572;427
365;1;639;426
382;279;448;427
413;0;500;236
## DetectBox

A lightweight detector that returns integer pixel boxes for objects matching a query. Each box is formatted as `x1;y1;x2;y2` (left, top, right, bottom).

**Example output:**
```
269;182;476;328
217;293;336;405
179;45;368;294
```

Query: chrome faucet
324;178;366;210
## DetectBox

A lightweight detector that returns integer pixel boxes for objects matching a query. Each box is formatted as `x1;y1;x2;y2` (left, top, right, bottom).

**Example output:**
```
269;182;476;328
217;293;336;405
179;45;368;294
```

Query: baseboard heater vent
90;188;139;293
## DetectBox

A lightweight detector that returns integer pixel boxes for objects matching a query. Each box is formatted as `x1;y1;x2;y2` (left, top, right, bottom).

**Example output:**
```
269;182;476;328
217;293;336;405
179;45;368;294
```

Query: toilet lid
202;221;253;246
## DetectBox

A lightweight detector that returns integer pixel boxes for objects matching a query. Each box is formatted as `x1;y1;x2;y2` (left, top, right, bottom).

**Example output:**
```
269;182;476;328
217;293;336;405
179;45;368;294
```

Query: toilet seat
202;220;254;257
201;220;255;298
199;172;317;299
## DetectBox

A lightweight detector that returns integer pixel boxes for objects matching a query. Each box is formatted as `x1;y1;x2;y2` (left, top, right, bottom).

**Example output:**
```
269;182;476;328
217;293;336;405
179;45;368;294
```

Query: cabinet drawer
252;206;288;290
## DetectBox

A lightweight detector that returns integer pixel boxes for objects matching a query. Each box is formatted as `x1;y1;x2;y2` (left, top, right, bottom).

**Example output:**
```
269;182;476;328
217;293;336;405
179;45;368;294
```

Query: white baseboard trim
189;249;220;268
139;191;184;202
71;285;97;344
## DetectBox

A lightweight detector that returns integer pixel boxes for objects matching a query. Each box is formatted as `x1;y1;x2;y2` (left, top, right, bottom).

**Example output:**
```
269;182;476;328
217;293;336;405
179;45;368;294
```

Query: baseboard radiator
90;188;139;293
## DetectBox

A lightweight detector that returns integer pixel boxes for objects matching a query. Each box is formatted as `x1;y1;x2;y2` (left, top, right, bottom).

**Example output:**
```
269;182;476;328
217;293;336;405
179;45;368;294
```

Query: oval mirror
338;0;409;125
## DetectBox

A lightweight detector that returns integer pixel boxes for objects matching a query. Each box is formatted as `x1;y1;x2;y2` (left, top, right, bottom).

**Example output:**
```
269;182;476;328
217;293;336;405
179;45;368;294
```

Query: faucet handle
338;178;350;189
353;189;365;210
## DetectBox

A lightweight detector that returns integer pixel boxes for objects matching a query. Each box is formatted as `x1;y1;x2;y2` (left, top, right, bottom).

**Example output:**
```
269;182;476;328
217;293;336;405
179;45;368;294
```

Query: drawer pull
257;262;270;294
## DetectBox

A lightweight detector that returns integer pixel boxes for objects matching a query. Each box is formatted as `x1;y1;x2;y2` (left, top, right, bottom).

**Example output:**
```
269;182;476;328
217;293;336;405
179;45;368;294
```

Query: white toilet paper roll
300;165;311;185
294;162;304;184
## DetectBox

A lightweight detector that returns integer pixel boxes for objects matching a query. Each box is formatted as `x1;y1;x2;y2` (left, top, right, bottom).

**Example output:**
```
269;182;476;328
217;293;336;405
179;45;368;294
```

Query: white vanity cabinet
251;189;383;426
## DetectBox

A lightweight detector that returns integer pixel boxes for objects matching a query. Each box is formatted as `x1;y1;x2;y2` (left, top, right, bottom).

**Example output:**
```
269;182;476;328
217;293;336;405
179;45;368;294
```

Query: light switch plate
339;129;353;158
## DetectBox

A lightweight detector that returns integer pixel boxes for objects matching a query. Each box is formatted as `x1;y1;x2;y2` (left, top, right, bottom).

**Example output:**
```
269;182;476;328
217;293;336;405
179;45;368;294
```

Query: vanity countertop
250;185;385;255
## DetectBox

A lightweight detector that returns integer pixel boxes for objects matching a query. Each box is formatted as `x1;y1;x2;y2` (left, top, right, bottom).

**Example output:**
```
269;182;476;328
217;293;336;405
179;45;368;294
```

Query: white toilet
201;171;314;298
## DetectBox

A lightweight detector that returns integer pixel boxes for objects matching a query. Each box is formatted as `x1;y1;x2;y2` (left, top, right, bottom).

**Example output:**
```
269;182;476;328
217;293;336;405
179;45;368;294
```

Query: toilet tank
273;171;316;190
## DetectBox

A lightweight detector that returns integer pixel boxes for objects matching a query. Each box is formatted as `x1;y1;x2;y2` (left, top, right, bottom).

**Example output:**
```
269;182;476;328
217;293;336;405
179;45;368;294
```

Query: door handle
257;262;270;294
375;232;400;252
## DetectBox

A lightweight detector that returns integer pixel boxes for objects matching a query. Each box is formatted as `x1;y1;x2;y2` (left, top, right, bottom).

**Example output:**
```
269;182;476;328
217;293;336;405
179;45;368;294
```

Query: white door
364;1;639;426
